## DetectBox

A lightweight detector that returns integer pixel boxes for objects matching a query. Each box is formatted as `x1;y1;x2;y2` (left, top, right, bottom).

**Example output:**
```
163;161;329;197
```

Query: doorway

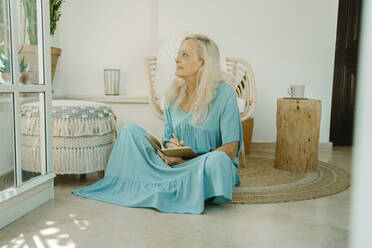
330;0;362;146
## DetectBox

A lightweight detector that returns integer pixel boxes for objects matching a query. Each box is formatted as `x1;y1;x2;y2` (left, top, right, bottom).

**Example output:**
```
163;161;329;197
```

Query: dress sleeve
162;107;174;148
219;89;244;157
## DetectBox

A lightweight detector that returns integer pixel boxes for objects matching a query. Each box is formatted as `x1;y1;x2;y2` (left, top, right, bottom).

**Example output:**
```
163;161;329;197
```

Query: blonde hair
163;34;227;125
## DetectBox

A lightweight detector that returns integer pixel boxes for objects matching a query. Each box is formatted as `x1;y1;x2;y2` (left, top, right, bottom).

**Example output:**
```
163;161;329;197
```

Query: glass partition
20;92;44;183
17;0;41;85
0;0;12;84
0;92;15;192
0;0;53;230
0;0;42;85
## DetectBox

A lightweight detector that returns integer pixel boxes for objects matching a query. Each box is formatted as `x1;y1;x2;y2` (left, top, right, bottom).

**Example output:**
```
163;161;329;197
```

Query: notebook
144;133;198;159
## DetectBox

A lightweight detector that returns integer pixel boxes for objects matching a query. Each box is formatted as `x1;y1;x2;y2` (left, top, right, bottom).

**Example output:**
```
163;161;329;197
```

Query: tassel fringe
20;116;117;137
22;142;114;175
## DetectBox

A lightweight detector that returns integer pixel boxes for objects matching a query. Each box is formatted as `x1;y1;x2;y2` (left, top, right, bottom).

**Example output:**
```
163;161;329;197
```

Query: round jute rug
231;156;351;204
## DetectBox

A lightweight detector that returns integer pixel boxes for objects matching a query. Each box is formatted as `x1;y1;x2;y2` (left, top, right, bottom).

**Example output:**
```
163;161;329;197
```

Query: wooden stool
275;98;321;172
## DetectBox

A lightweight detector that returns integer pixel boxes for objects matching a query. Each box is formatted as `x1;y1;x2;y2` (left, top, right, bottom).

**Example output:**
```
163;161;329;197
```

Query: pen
172;133;181;147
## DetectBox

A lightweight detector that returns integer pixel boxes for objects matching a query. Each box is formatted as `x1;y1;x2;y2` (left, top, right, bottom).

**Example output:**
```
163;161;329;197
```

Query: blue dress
72;82;243;214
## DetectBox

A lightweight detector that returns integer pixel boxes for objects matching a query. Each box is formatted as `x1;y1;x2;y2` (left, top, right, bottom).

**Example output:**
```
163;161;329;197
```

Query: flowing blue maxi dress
72;82;243;214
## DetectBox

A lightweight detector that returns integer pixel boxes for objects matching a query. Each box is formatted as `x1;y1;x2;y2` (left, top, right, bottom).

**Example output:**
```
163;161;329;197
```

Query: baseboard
318;142;333;152
0;179;54;229
251;142;333;152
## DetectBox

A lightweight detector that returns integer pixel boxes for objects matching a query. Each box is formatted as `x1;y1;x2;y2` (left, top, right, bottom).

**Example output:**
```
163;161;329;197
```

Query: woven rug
231;156;351;204
1;157;350;204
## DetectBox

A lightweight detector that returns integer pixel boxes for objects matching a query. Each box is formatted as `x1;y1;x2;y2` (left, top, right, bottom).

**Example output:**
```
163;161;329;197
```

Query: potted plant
0;46;30;84
19;56;30;84
0;51;11;83
20;0;64;84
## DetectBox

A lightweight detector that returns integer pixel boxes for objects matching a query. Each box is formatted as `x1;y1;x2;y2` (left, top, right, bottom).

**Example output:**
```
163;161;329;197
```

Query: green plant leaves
0;45;29;73
50;0;64;36
21;0;65;42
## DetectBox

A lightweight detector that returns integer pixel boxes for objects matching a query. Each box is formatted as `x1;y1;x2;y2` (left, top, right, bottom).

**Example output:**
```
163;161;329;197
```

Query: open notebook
144;133;198;159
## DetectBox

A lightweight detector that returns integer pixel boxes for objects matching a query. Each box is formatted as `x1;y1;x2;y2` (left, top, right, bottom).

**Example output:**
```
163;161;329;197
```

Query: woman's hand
157;150;185;166
165;138;185;148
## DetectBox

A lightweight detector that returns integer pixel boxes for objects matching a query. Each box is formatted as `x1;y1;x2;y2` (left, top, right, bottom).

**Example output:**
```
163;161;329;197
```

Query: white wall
110;103;164;138
158;0;338;142
53;0;339;143
52;0;158;96
350;1;372;246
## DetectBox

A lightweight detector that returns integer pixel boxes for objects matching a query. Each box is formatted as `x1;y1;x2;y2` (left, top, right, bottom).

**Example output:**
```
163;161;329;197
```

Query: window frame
0;0;54;203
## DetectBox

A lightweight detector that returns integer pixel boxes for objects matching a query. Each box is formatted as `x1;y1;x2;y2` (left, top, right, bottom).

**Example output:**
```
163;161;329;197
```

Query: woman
73;34;243;214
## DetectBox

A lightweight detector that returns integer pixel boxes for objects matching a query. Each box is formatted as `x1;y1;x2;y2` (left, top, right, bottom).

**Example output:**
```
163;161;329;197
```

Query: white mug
288;85;305;98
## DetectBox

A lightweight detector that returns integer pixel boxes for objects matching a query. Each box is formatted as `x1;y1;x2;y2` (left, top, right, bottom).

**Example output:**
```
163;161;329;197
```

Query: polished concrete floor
0;146;352;248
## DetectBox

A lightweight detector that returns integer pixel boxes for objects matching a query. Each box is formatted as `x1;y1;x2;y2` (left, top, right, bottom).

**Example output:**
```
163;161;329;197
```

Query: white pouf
20;100;117;175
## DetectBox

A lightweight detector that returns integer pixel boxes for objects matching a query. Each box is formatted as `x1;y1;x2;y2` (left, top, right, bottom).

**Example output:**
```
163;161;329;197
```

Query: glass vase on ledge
104;69;120;95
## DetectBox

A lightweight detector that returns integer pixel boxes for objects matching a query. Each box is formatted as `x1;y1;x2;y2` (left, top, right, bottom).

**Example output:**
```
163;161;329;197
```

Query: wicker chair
144;57;256;164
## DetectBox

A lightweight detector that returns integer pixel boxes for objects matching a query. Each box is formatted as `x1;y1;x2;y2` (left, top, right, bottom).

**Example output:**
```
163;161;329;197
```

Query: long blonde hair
163;34;227;125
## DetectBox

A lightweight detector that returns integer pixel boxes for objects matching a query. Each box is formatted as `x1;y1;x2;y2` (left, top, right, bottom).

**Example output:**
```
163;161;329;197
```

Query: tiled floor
0;147;352;248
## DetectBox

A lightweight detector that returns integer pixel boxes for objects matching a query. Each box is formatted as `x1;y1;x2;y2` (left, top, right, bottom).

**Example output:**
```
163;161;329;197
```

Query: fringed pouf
20;100;117;176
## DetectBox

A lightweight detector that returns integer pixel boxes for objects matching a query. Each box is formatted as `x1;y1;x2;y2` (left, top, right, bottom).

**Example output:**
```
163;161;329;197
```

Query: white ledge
53;94;149;104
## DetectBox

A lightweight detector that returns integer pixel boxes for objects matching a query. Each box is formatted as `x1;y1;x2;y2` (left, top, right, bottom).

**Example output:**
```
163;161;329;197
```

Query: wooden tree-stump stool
275;98;322;172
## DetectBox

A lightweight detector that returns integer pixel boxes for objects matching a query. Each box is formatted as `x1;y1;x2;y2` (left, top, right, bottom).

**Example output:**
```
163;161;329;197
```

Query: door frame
330;0;361;145
0;0;55;229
